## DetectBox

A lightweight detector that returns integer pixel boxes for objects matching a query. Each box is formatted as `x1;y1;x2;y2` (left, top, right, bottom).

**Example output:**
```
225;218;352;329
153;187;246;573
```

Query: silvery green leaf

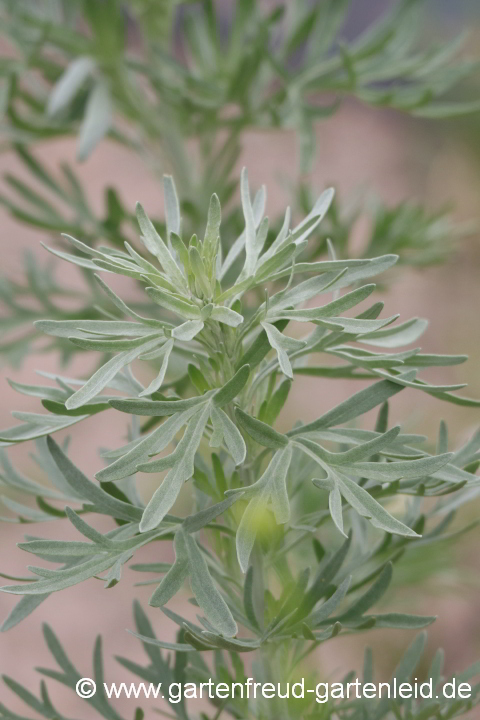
209;406;246;465
215;276;255;303
124;241;163;277
338;563;393;621
437;420;448;455
37;367;143;397
269;269;348;311
110;394;210;417
236;489;269;574
203;193;221;255
68;331;163;352
453;428;480;468
94;258;148;280
0;449;64;499
323;426;402;464
220;184;266;279
6;380;68;402
254;216;269;257
326;348;411;371
42;243;108;271
360;317;428;348
270;445;292;524
139;338;174;396
329;483;346;537
183;531;237;637
136;203;186;288
149;530;189;607
183;494;242;533
254;243;298;283
145;287;201;320
261;322;306;378
35;319;153;338
10;411;75;427
65;335;163;409
93;274;164;327
263;378;292;426
235;408;289;449
64;234;118;259
290;187;335;245
199;633;260;652
163;175;181;240
394;632;427;682
328;241;340;302
327;237;337;260
64;506;112;546
1;594;48;632
148;562;189;606
312;427;425;450
187;363;211;395
172;320;204;341
240;167;259;277
213;365;250;407
274;254;398;283
306;576;352;628
169;232;190;272
370;368;467;395
258;206;291;262
210;306;244;327
200;303;214;321
344;453;453;482
3;529;154;595
46;437;141;522
328;254;398;287
317;314;399;335
130;562;171;574
426;390;480;408
269;284;375;322
18;538;103;557
1;496;53;522
364;613;436;629
403;353;468;367
1;556;121;596
96;406;198;483
0;413;86;446
47;56;95;116
209;406;224;446
285;258;370;275
77;82;112;162
236;319;289;370
331;469;419;537
189;246;211;297
139;404;210;531
289;376;414;436
243;565;260;630
235;447;292;572
33;437;84;499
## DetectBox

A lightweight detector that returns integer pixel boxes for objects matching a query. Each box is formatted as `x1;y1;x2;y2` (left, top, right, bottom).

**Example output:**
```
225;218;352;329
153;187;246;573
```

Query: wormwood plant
1;0;479;363
0;171;479;719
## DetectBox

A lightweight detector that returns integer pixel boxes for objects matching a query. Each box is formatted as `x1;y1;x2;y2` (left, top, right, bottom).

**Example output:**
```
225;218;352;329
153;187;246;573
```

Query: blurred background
0;0;479;716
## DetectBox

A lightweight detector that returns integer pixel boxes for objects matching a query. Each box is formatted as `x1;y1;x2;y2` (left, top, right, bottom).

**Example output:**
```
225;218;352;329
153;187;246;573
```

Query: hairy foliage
1;0;479;363
1;2;480;718
0;172;479;719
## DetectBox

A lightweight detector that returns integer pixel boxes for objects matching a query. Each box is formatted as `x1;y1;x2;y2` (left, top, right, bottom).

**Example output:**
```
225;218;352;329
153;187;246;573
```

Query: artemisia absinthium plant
1;0;480;365
0;171;479;720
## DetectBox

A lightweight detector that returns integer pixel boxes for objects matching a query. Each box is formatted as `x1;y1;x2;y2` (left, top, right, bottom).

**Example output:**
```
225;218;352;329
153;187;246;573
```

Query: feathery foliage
1;0;479;363
1;171;479;719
